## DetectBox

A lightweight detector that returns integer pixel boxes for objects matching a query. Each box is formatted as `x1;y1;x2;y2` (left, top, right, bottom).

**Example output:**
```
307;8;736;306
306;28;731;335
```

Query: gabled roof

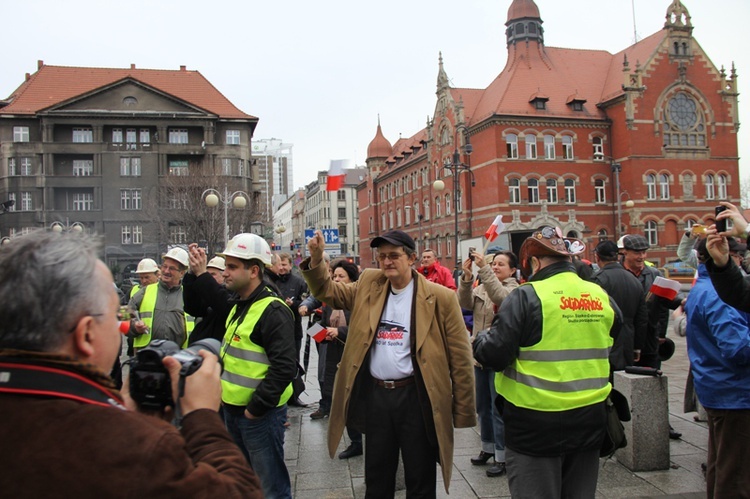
1;63;255;120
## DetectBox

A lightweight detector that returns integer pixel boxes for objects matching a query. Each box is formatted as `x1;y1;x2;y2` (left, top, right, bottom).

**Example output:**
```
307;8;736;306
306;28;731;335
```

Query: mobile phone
468;247;476;261
715;205;727;233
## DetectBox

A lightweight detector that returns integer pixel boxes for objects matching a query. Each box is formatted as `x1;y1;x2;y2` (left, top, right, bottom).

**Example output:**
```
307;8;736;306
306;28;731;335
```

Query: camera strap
0;362;126;410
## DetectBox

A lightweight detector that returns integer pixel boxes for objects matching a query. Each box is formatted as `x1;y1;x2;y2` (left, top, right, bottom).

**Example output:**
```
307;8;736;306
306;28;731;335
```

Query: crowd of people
1;202;748;498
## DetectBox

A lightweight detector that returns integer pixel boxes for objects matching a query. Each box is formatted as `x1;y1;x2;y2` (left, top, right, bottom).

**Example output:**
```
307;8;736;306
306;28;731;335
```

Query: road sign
304;229;341;257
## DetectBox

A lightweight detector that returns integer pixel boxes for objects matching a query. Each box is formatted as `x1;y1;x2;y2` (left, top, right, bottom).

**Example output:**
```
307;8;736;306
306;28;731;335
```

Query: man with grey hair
0;230;261;497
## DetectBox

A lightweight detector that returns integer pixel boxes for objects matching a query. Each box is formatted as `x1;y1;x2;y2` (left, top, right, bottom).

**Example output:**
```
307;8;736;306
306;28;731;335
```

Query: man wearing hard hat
217;233;297;499
130;258;160;298
127;247;195;349
183;245;232;345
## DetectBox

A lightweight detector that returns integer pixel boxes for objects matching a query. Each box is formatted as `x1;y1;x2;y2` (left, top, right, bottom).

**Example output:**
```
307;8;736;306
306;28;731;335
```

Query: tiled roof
1;63;255;119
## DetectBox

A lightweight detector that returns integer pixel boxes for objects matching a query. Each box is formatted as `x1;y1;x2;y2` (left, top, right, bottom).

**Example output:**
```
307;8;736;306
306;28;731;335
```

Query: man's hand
326;327;339;341
706;232;730;267
298;305;309;316
133;320;148;335
308;230;325;266
188;243;208;276
715;201;748;238
461;257;473;281
163;350;222;415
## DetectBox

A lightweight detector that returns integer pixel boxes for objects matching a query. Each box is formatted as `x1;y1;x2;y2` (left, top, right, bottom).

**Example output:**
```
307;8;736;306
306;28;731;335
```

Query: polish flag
649;276;682;301
326;159;350;192
306;322;328;343
484;216;504;242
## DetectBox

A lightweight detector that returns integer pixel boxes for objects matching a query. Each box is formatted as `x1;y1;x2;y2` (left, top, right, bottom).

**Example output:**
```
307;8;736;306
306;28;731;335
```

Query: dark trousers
506;447;600;498
706;408;750;498
365;382;438;498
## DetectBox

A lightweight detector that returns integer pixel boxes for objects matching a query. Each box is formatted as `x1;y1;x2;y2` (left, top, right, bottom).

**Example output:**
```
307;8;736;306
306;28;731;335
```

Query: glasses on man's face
377;252;406;262
161;264;182;273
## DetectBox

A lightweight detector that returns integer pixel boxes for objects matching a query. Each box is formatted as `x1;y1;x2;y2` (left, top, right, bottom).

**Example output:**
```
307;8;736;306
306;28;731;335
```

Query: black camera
128;338;222;410
715;205;727;233
468;247;476;261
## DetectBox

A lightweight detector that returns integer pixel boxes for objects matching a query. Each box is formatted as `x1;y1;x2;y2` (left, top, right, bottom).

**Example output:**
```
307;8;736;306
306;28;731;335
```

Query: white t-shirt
369;279;415;380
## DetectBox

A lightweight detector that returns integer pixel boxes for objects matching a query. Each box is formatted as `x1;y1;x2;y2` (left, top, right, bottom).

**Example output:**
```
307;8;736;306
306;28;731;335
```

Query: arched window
659;174;670;200
544;135;555;159
381;213;386;230
413;203;420;222
646;174;657;200
598;229;608;242
705;174;715;200
685;218;698;231
509;178;521;204
546;179;558;203
562;136;574;160
564;179;576;203
645;220;658;246
389;210;394;229
445;193;451;216
423;199;430;220
528;178;540;204
663;92;706;148
717;174;728;199
525;135;537;159
396;209;402;227
435;196;441;218
506;134;519;159
595;179;606;203
593;137;604;160
447;237;453;257
440;126;451;146
404;206;411;225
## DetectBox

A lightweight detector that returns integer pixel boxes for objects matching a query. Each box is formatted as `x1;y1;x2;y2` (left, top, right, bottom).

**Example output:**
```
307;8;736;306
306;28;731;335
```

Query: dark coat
592;262;649;370
0;362;261;498
182;272;234;345
319;305;351;404
272;272;308;341
706;258;750;313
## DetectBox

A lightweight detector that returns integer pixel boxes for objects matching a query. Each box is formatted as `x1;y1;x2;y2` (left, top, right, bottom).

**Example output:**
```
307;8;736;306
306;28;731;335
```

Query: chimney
130;63;136;69
180;65;186;71
25;73;30;81
37;60;44;70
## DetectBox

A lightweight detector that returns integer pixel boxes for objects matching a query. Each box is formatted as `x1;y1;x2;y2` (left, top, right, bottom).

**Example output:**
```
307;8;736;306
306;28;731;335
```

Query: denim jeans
475;366;506;461
224;405;291;499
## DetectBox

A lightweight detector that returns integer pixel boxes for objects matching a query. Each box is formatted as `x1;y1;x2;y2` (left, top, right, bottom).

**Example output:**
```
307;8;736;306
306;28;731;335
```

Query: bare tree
146;160;263;256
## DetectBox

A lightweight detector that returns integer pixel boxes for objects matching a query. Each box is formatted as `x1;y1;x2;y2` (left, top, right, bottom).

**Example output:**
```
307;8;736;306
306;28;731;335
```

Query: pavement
284;323;708;498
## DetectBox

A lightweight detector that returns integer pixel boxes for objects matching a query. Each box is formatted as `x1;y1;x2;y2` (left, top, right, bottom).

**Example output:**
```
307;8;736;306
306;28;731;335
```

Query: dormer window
529;92;549;111
566;94;587;112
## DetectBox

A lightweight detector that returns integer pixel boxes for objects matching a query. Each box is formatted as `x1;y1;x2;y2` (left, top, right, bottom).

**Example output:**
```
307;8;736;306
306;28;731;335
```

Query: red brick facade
358;0;740;269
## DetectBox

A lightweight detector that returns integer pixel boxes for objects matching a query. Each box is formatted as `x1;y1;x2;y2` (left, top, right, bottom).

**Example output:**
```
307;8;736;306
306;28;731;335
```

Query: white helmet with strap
219;233;272;267
163;247;189;267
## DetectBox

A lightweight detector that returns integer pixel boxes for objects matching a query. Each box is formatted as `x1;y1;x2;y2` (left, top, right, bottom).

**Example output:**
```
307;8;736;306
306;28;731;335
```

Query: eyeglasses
161;264;182;273
67;313;105;334
376;252;406;262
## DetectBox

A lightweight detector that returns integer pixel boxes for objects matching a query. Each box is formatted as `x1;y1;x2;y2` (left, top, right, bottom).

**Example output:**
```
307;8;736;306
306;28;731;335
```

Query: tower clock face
668;92;698;130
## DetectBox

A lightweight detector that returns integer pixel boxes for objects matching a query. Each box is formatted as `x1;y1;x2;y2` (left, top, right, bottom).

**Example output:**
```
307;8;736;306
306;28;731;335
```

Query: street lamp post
432;124;474;278
404;206;425;253
601;156;635;238
203;183;251;250
274;224;287;251
50;218;84;233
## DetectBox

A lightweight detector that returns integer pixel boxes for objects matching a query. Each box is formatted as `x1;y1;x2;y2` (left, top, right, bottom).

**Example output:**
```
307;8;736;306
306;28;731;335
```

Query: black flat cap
370;230;415;251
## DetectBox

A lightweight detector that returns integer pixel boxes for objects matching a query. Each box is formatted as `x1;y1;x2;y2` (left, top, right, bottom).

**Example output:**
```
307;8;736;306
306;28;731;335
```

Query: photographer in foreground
0;231;261;497
707;201;750;313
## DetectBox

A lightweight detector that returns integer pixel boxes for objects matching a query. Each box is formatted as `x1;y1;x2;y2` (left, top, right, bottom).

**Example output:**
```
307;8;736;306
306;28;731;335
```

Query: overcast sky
2;0;747;191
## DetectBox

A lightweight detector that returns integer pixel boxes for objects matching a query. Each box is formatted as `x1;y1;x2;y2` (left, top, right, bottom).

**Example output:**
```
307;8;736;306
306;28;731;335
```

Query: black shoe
669;428;682;440
486;462;507;477
338;443;363;459
309;410;328;420
288;398;308;408
471;451;493;466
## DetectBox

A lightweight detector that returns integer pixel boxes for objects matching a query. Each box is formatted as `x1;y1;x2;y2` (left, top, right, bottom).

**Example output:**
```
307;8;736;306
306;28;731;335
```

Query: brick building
359;0;740;271
0;62;259;279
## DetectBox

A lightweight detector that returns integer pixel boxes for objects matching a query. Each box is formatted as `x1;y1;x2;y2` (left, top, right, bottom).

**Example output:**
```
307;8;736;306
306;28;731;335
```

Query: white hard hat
134;258;159;274
163;247;189;267
207;256;226;271
218;233;272;267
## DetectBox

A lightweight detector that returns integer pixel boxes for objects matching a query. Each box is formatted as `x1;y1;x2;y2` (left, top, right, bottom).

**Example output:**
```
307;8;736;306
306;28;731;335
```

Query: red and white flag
306;322;328;343
326;159;350;192
649;276;681;301
484;215;504;242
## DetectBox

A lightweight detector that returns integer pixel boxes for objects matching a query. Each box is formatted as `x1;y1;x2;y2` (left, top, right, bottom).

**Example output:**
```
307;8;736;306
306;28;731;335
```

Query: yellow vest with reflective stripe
496;272;614;412
129;284;141;299
221;295;293;407
134;284;195;348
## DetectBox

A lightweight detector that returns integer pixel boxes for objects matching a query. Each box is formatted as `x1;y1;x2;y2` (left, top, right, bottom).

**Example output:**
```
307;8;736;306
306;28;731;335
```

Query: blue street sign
304;229;341;256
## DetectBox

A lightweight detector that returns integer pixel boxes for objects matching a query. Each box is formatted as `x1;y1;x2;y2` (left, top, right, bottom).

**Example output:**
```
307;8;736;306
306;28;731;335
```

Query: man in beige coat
302;229;476;497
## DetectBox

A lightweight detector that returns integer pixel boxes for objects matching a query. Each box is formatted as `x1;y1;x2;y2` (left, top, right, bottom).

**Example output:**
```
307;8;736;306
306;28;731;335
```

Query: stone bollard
613;371;670;471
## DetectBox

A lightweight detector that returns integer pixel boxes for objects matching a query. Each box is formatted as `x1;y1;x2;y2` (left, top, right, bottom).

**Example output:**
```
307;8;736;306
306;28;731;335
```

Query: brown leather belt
373;376;415;389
